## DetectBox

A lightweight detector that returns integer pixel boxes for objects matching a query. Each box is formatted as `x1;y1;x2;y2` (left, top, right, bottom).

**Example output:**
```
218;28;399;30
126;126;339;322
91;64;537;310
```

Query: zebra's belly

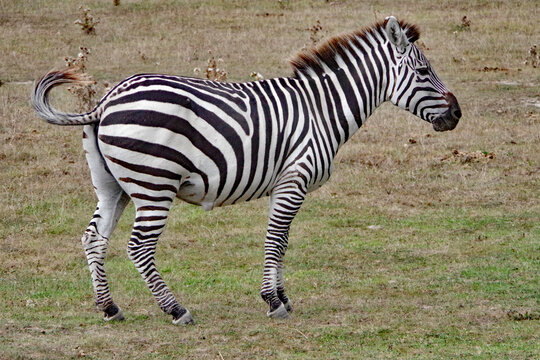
176;175;218;211
175;171;274;211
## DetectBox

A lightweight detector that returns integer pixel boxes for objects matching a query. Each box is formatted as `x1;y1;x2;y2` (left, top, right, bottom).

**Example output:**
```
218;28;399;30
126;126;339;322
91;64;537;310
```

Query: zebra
31;17;461;325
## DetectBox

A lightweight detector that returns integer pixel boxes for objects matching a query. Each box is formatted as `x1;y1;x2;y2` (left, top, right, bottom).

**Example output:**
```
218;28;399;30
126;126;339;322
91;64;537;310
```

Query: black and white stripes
31;16;460;324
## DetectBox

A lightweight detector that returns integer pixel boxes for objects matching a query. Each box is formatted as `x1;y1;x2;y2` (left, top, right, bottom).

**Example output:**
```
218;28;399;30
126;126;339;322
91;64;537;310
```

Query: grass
0;0;539;359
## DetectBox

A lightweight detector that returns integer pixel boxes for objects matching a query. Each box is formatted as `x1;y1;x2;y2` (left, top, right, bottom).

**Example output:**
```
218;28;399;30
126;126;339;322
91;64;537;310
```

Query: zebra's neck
294;30;394;152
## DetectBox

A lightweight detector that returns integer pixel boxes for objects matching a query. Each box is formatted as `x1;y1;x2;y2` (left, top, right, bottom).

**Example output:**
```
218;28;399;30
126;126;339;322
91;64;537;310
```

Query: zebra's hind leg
261;180;306;319
82;191;129;321
82;124;130;321
127;200;194;325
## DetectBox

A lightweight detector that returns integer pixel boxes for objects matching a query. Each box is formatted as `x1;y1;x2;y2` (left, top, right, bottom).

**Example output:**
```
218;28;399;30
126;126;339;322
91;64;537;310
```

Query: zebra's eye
417;67;430;76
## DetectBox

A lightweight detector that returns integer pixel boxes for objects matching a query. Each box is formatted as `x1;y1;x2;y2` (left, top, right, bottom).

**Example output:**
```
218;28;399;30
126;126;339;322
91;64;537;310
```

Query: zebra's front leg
128;203;194;325
261;182;306;319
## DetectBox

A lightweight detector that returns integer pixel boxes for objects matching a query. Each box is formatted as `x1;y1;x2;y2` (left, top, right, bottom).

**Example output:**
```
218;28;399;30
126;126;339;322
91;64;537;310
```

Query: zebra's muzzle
432;93;461;132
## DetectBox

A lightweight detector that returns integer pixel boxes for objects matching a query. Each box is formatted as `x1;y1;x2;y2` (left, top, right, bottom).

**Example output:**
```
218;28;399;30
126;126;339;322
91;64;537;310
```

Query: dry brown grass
0;0;538;359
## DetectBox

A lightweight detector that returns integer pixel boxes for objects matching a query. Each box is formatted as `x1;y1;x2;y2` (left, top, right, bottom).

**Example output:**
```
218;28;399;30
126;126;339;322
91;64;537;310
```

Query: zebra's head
384;16;461;131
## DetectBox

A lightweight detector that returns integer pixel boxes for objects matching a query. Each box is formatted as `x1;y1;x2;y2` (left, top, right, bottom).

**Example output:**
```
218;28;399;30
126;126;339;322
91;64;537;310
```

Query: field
0;0;538;359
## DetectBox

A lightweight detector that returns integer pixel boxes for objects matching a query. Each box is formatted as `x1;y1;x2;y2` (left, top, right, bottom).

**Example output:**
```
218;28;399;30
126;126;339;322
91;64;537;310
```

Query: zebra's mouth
432;115;459;132
432;92;461;132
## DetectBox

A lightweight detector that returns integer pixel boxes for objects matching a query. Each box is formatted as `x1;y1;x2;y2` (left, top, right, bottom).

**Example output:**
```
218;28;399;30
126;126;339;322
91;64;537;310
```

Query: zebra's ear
384;16;409;52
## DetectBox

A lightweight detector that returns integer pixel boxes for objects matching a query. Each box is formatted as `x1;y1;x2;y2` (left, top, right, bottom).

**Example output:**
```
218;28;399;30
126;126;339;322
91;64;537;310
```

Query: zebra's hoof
103;306;125;322
172;310;195;325
267;303;290;319
283;300;293;313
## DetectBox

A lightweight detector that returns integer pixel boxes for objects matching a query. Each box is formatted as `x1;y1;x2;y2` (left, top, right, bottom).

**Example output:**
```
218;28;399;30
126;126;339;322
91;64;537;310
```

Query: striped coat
32;17;460;324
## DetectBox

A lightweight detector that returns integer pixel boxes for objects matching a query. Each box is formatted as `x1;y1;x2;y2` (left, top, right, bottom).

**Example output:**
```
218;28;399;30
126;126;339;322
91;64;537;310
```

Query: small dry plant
64;47;98;111
250;72;264;81
453;15;471;33
137;50;148;62
113;0;120;5
277;0;290;9
194;51;228;81
74;6;100;35
524;45;538;68
307;20;324;46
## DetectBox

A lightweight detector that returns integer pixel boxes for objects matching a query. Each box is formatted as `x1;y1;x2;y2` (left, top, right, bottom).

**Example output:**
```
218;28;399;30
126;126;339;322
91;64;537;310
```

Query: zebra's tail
31;68;100;126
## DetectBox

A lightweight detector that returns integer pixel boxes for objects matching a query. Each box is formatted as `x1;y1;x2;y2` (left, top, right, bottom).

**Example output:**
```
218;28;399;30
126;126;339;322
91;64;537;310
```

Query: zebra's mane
291;19;420;78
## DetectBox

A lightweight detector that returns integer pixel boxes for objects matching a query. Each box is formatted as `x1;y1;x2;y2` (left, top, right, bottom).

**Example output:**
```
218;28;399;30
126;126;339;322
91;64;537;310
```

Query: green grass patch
1;0;539;358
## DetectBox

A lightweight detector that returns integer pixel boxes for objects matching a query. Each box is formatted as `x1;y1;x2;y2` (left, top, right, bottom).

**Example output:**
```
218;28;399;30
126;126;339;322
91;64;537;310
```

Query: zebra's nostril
453;107;462;119
444;92;461;120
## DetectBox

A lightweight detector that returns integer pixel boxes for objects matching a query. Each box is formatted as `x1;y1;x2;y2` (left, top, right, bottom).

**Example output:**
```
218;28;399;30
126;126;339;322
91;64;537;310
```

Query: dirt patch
441;149;495;163
507;309;540;321
477;66;509;72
